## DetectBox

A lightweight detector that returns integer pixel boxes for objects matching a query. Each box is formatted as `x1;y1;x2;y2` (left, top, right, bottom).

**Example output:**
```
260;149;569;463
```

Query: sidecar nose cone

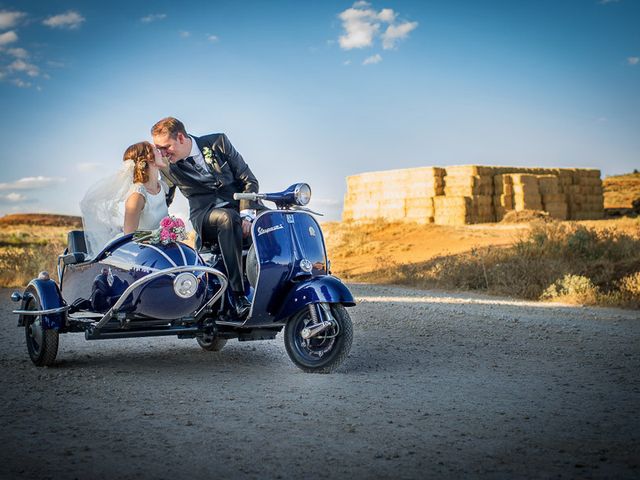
11;291;22;302
173;272;198;298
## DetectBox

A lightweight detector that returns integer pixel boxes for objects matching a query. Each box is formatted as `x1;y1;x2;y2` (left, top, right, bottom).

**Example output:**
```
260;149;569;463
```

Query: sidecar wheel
196;335;227;352
284;304;353;374
24;287;59;367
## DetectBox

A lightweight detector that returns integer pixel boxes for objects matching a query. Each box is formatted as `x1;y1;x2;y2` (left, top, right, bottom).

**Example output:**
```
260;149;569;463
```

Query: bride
80;141;169;257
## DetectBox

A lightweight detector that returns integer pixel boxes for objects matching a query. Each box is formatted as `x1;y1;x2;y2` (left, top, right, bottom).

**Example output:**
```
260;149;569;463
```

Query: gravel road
1;284;639;479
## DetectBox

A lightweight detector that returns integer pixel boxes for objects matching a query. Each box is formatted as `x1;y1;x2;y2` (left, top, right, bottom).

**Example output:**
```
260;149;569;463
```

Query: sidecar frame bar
93;266;228;330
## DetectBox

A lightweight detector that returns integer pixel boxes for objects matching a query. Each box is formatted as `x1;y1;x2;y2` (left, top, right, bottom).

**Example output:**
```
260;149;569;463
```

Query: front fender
275;275;355;321
18;279;65;329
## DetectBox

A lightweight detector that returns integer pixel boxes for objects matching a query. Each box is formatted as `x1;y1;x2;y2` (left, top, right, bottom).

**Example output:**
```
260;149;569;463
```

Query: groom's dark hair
151;117;187;139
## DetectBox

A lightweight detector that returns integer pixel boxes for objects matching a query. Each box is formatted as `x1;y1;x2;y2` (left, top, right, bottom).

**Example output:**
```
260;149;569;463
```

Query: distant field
0;213;82;228
603;172;640;209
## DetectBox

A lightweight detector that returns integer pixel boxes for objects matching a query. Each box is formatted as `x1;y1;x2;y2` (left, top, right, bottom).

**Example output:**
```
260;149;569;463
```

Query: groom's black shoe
231;293;251;319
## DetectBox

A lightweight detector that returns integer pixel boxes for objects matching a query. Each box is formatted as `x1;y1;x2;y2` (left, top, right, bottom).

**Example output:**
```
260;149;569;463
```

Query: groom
152;117;260;319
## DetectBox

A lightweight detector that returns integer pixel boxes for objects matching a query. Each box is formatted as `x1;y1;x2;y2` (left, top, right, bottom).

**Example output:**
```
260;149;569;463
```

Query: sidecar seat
61;230;87;265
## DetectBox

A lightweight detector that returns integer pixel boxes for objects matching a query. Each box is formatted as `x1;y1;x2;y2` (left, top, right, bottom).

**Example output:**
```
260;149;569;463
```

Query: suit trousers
202;207;244;293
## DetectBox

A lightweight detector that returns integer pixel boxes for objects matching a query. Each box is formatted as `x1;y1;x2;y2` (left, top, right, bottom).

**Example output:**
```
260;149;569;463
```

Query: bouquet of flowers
133;215;187;245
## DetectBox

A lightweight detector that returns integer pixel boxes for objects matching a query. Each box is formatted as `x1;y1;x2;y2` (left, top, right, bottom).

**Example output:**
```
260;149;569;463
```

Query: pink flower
160;217;173;228
175;218;185;228
160;229;171;241
169;232;178;240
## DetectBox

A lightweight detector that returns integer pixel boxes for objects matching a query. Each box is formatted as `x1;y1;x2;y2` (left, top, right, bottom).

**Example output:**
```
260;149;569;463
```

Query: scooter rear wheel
284;303;352;374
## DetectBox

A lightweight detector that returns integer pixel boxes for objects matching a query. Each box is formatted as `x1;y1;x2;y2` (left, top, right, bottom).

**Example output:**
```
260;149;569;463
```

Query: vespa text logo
257;224;284;236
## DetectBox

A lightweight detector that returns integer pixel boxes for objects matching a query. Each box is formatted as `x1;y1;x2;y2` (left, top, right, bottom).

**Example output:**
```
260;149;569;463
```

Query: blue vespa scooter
229;183;355;372
11;183;355;373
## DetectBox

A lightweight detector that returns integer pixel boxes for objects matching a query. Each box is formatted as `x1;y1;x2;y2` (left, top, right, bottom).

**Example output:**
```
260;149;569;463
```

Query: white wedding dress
129;183;169;230
80;160;169;258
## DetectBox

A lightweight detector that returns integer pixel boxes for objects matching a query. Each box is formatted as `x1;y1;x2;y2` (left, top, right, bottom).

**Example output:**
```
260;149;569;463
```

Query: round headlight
173;272;198;298
294;183;311;206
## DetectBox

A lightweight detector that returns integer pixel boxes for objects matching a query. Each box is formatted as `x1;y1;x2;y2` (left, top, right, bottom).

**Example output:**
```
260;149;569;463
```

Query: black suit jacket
160;133;261;248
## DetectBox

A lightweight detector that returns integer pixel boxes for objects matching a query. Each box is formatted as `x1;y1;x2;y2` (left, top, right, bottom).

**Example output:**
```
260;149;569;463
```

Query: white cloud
76;162;102;173
363;53;382;65
12;78;31;88
628;56;639;66
43;11;85;30
0;30;18;46
9;59;39;77
0;10;26;29
338;4;380;49
1;192;27;202
599;0;620;4
378;8;396;23
179;30;191;38
343;59;352;66
337;2;417;52
381;21;418;50
0;176;66;191
6;47;28;58
141;13;167;23
206;34;219;42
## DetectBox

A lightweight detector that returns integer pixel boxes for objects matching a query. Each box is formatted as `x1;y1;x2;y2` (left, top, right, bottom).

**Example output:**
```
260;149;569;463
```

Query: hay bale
537;175;561;195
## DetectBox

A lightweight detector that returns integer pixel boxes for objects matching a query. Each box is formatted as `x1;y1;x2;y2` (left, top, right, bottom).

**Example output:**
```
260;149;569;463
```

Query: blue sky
0;0;638;221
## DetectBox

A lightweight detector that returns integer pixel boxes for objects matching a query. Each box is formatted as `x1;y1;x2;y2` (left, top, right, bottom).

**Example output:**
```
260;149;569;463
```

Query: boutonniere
202;146;214;165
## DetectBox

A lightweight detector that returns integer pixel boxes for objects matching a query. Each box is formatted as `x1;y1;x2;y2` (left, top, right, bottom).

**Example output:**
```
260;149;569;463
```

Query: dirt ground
1;284;638;479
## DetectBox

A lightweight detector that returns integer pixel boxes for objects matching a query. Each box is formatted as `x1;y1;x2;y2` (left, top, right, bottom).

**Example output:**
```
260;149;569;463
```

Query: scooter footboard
275;276;355;321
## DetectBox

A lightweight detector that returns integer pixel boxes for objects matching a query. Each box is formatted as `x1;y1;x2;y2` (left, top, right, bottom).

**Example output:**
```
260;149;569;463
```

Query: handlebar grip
234;193;260;200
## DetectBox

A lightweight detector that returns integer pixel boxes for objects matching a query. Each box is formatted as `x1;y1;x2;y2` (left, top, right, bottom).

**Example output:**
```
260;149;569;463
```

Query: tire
196;335;227;352
24;287;59;367
284;303;353;374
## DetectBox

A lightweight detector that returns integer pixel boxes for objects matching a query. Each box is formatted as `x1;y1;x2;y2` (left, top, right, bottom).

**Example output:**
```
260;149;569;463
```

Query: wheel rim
291;309;338;363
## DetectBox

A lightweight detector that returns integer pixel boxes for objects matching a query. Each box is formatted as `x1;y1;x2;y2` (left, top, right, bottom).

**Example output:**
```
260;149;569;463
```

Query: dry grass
603;172;640;209
0;225;68;288
329;218;640;309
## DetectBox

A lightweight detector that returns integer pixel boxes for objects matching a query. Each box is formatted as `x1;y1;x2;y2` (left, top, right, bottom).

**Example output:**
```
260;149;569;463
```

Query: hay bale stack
434;195;495;225
537;175;568;219
343;165;604;224
343;166;445;223
433;196;472;225
564;169;604;220
509;174;543;211
493;174;514;221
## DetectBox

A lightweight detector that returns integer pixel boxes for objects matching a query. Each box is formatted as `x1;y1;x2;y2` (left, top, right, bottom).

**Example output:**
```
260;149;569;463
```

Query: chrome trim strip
94;266;228;330
144;244;177;267
13;305;70;316
101;257;161;273
176;243;188;266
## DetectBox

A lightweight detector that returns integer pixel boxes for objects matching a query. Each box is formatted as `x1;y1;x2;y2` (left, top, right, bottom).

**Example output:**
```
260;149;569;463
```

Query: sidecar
11;231;228;366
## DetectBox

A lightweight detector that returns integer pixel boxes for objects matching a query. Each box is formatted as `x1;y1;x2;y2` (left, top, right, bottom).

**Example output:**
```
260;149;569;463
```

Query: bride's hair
123;141;154;183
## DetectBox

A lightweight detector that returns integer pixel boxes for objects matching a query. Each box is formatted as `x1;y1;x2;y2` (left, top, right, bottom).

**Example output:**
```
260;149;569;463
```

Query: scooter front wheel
284;303;353;374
